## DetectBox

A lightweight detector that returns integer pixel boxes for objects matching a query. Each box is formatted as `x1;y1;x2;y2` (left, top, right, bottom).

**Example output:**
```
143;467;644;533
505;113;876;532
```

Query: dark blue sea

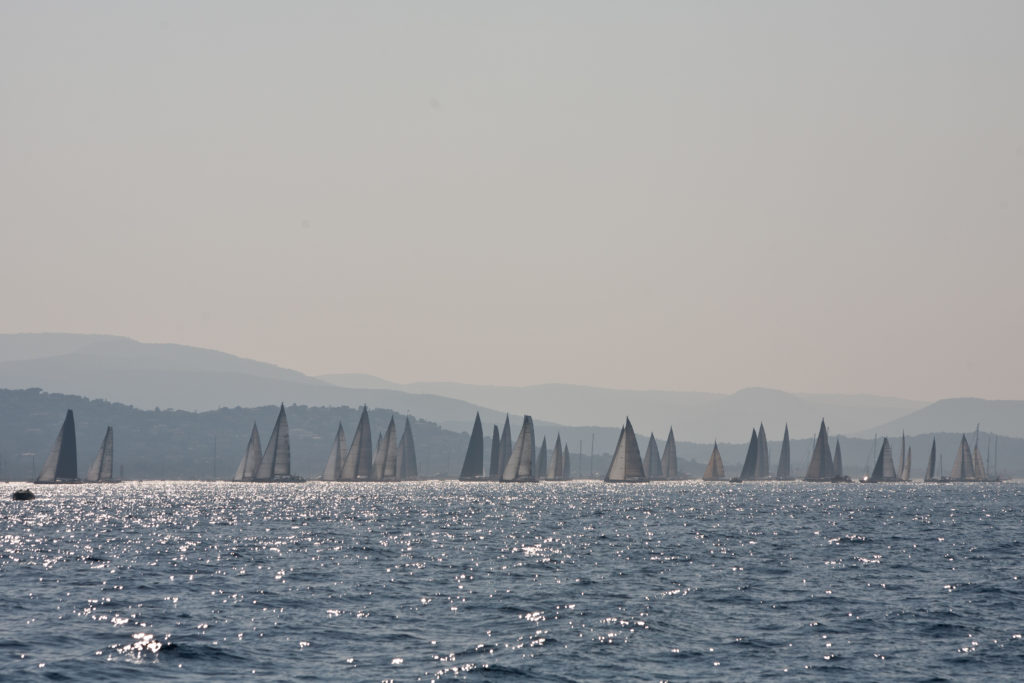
2;481;1023;680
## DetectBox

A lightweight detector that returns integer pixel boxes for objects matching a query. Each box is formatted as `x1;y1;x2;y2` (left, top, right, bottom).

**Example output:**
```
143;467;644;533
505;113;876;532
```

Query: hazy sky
2;2;1022;400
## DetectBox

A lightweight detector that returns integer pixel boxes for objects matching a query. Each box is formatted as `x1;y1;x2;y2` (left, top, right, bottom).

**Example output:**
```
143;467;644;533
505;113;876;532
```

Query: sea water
2;481;1022;680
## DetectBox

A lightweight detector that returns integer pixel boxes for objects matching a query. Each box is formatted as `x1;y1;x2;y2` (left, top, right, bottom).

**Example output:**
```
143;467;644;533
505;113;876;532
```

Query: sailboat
703;441;726;481
663;428;679;479
548;435;563;480
254;404;303;481
321;422;346;481
604;418;648;483
643;434;664;480
488;425;502;480
756;423;771;478
775;425;792;480
901;444;913;481
85;426;118;482
867;437;900;482
949;435;977;481
897;432;906;482
803;420;834;481
923;437;938;482
971;428;987;481
536;437;548;480
459;413;486;480
374;417;400;480
831;439;852;482
500;416;537;482
736;429;760;481
398;417;417;479
234;423;263;481
340;406;374;480
498;415;513;476
36;409;79;484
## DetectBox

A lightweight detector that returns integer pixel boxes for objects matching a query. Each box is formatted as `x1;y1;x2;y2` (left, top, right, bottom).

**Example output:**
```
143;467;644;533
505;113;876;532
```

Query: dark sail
322;422;346;481
398;417;417;479
643;433;664;480
459;413;485;479
37;409;78;482
536;438;548;481
663;428;678;479
499;416;513;476
738;429;759;480
756;423;770;478
703;441;725;480
604;418;647;482
950;435;976;481
868;437;899;482
833;439;843;478
489;425;502;480
341;406;374;480
501;415;536;482
804;420;834;481
549;435;563;480
776;424;791;480
85;426;114;482
376;417;400;480
255;404;291;480
924;438;937;482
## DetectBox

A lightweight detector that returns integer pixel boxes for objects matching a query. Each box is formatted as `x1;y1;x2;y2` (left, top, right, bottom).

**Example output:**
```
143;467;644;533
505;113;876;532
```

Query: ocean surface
2;481;1023;681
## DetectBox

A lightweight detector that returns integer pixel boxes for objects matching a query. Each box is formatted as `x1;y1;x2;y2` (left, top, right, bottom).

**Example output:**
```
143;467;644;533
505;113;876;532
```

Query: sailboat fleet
22;406;1010;484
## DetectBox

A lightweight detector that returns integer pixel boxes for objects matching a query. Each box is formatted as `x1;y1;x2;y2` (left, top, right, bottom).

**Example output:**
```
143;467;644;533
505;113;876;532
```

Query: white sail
501;415;536;482
702;442;725;481
376;417;399;480
498;415;513;476
86;426;114;482
234;423;263;481
341;406;374;480
604;418;647;482
322;422;346;481
255;404;291;480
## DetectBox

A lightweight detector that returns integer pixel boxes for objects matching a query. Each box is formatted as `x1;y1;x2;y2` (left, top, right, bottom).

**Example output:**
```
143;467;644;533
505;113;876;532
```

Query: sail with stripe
702;442;726;481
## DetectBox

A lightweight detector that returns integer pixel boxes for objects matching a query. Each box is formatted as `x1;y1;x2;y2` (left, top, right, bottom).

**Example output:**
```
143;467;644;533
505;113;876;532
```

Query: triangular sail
738;429;759;480
37;409;78;482
501;415;536;482
459;413;485;479
549;435;563;480
950;435;976;481
869;437;898;482
489;426;502;480
375;417;399;480
833;439;843;478
643;434;664;480
234;423;263;481
86;426;114;482
924;438;937;482
536;438;548;480
662;428;678;479
256;404;291;480
604;418;647;482
972;443;986;482
703;442;725;480
322;422;346;481
498;416;513;475
898;433;906;483
804;420;834;481
776;425;791;480
398;417;417;479
756;424;770;478
341;406;374;480
901;445;912;481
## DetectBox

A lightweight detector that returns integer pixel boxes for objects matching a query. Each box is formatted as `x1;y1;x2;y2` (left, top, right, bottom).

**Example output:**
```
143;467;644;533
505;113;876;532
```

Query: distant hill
859;398;1024;440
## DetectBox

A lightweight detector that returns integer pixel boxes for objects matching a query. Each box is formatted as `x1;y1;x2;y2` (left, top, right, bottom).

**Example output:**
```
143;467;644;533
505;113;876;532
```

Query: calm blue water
2;481;1023;680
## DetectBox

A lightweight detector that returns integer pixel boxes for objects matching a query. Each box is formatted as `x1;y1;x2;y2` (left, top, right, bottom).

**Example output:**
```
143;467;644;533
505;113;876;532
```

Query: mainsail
776;424;791;480
85;426;115;482
924;437;938;482
702;441;725;481
536;438;548;480
604;418;647;482
375;417;400;480
971;432;986;481
901;445;912;481
643;434;664;480
500;415;536;482
234;423;263;481
548;435;563;480
868;437;899;482
804;420;834;481
898;433;906;483
833;439;843;479
498;415;513;475
255;404;292;480
341;406;374;480
36;409;78;483
738;429;760;480
322;422;346;481
398;417;417;479
756;423;770;478
950;435;976;481
663;428;678;479
459;413;485;479
489;425;502;480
